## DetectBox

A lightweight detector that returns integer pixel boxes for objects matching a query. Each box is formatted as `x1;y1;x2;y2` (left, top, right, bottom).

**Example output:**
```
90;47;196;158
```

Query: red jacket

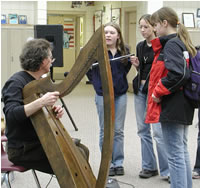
145;34;194;125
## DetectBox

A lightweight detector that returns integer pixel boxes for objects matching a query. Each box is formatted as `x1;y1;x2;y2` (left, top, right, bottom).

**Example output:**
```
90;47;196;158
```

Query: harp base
106;178;120;188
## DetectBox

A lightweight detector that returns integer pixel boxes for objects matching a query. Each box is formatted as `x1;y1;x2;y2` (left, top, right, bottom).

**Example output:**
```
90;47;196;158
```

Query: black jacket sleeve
162;39;190;92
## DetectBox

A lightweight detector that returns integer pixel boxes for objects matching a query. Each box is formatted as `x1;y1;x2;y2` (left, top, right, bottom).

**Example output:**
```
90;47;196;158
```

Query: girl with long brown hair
87;22;132;176
145;7;196;188
131;14;169;180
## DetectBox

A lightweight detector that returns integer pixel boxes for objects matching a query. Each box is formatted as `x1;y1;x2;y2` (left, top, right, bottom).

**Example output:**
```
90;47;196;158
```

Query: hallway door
48;15;77;79
128;11;136;54
124;11;137;92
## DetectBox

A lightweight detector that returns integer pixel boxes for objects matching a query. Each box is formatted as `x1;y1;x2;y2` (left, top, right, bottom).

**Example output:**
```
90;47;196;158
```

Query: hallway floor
2;83;200;188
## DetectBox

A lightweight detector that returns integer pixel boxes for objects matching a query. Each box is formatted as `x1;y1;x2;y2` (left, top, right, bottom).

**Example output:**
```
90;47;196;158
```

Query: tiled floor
1;83;200;188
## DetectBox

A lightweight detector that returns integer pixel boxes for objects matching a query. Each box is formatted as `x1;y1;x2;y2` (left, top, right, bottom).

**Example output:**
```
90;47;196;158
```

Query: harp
23;25;115;188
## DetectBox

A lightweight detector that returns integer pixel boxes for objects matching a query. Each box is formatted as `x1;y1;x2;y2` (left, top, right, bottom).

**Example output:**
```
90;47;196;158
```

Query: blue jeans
162;123;192;188
194;109;200;174
134;86;169;176
95;93;127;168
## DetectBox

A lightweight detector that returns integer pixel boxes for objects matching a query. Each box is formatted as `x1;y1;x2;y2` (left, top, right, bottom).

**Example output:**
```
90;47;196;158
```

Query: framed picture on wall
63;23;75;49
18;15;27;24
84;1;94;6
197;20;200;28
1;14;6;24
197;8;200;18
8;14;18;24
182;13;195;28
111;8;121;26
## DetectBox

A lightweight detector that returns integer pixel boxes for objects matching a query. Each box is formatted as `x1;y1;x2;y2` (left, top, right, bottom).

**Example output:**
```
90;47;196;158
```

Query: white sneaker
192;171;200;179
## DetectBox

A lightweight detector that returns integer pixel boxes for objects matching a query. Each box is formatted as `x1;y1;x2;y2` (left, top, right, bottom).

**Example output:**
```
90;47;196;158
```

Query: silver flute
92;53;135;67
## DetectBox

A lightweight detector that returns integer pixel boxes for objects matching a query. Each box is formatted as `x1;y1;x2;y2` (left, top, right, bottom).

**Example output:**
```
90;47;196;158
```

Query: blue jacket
87;50;132;97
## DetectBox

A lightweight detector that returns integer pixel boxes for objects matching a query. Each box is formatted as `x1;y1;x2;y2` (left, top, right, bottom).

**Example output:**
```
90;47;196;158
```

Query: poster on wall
18;15;27;24
94;10;102;32
111;8;121;26
197;20;200;28
8;14;18;24
84;1;94;6
63;23;75;49
102;12;111;25
1;14;6;24
182;13;195;28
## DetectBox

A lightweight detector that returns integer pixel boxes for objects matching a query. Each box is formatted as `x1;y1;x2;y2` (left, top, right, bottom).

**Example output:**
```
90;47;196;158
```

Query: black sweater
2;71;39;148
132;40;154;94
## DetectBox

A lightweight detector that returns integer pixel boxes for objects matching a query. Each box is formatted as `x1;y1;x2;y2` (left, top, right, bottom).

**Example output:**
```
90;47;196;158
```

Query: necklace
144;56;148;63
146;42;152;47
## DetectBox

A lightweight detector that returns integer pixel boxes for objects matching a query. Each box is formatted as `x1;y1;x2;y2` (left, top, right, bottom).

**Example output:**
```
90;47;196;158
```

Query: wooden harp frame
23;25;115;188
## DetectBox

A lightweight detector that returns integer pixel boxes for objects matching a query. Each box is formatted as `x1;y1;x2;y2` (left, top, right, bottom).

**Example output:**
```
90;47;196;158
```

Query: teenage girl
146;7;196;188
131;14;169;179
87;22;131;176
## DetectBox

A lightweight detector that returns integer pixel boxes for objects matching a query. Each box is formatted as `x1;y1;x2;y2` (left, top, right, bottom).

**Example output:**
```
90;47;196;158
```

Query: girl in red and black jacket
145;7;196;188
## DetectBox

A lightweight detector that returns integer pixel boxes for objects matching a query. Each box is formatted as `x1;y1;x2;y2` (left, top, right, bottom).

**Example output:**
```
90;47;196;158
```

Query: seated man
2;39;64;174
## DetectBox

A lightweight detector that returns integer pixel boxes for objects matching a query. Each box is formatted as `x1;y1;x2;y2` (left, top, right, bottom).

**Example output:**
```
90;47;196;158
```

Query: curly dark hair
20;38;52;72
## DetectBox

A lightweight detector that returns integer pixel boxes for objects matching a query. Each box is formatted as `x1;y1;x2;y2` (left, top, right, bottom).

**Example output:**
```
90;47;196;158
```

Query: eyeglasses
51;58;56;63
49;56;56;63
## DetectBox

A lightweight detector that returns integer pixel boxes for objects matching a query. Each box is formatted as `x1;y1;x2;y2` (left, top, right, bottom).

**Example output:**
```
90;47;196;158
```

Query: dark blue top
87;50;132;97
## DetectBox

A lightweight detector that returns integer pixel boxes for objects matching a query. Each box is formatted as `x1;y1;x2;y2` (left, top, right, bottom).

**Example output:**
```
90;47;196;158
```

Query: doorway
124;10;137;92
48;14;83;80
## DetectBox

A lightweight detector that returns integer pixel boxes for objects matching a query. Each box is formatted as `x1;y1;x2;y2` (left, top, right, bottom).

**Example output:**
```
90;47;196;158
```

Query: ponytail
177;23;197;57
151;7;197;57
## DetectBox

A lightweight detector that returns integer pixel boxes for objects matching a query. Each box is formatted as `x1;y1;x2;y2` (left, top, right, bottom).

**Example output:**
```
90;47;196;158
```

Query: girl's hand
152;93;161;103
130;56;140;68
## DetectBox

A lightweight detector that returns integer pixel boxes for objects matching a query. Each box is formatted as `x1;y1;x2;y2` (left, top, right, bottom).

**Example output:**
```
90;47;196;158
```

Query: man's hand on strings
52;105;64;119
41;91;60;107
